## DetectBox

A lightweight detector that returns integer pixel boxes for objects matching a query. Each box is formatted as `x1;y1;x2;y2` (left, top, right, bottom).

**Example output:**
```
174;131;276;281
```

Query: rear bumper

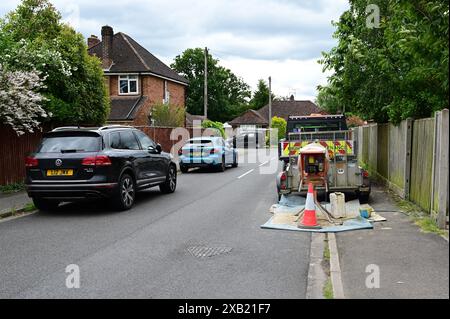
26;182;118;200
179;155;220;167
179;162;218;168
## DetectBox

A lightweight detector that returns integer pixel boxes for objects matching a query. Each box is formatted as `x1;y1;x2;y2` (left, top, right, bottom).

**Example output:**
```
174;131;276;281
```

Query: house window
119;75;138;95
163;80;170;104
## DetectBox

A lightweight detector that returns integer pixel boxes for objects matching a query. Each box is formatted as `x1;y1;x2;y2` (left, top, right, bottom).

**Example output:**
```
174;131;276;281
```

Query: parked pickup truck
276;114;371;202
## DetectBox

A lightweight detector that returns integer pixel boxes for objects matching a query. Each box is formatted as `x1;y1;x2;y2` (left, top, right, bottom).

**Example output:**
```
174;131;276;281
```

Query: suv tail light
178;148;183;156
82;155;112;166
25;156;38;168
210;148;221;154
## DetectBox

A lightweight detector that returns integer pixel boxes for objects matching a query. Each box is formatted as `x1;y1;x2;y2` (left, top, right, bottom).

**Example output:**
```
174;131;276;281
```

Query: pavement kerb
0;206;37;223
328;233;345;299
0;203;30;219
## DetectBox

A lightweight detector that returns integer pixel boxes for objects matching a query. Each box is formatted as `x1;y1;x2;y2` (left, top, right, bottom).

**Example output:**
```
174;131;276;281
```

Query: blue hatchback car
178;137;238;173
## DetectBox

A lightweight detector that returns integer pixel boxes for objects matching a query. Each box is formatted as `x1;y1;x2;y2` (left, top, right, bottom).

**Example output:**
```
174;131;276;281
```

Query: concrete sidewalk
0;191;31;216
336;185;449;299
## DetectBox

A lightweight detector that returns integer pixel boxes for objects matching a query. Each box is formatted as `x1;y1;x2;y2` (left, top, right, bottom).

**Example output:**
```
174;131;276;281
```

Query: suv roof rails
52;126;83;132
98;125;134;131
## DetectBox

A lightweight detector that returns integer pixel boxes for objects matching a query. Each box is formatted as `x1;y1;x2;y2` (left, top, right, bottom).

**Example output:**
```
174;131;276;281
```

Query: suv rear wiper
60;149;82;153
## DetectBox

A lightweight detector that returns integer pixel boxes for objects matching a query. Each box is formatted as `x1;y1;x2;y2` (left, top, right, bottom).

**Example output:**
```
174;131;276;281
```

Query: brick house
229;96;323;129
87;26;188;126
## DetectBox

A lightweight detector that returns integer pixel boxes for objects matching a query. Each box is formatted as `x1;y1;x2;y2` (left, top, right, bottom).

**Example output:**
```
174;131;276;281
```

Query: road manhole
187;245;232;258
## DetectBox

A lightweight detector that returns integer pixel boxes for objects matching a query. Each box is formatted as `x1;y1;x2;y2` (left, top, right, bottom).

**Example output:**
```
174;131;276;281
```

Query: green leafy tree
319;0;449;123
271;116;286;141
201;119;225;138
249;79;276;110
151;102;185;127
316;85;342;114
171;48;251;123
1;0;109;126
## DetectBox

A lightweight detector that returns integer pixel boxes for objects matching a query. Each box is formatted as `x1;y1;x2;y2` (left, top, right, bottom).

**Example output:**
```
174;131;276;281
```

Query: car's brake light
82;155;112;166
25;156;38;168
178;148;183;156
95;155;112;166
210;148;221;154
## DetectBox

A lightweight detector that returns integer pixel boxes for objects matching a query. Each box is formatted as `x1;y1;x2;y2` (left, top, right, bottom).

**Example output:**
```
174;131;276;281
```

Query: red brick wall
109;76;118;96
167;81;185;107
142;75;163;105
132;100;152;126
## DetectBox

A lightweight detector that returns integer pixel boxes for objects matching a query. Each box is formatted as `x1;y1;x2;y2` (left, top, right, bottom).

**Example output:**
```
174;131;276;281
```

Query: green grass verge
23;202;36;213
322;236;333;299
323;243;330;261
323;278;333;299
0;182;25;194
388;188;447;238
414;217;447;237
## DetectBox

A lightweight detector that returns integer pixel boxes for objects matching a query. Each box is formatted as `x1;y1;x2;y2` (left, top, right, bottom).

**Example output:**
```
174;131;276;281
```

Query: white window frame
118;75;139;95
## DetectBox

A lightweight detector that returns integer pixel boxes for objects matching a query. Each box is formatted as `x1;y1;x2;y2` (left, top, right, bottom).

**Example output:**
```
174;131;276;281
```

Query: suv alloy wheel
113;173;135;211
160;165;177;193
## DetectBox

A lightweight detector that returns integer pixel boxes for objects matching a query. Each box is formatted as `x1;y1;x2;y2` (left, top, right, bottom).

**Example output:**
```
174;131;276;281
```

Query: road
0;149;311;298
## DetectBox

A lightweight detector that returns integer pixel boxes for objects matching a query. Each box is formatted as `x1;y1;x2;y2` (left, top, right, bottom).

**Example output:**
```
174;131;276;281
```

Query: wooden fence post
437;109;449;229
404;118;413;200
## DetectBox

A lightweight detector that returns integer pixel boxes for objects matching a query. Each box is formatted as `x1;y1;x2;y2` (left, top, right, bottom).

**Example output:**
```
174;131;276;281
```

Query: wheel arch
119;166;136;183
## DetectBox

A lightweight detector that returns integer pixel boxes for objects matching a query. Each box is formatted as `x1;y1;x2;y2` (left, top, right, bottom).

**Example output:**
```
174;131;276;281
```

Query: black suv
25;126;177;211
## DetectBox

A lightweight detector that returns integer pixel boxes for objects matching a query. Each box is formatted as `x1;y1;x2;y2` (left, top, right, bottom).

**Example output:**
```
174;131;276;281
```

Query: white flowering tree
0;64;49;135
0;0;109;129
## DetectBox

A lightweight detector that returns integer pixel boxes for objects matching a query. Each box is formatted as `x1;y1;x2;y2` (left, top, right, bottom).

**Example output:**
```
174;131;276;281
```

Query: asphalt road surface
0;149;311;299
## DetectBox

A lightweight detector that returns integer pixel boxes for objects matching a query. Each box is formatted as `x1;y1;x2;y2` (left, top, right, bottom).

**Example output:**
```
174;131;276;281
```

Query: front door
133;130;166;181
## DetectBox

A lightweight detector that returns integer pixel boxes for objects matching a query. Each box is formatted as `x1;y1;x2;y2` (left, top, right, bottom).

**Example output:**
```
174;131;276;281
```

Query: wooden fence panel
366;125;377;172
0;125;45;185
377;124;389;179
388;121;408;191
409;118;435;212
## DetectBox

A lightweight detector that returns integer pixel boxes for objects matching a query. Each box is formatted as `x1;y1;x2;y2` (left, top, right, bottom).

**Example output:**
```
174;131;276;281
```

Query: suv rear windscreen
38;134;101;153
188;139;214;146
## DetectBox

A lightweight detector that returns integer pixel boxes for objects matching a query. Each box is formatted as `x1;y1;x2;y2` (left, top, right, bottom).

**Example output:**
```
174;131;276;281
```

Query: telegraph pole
204;47;208;119
268;76;272;129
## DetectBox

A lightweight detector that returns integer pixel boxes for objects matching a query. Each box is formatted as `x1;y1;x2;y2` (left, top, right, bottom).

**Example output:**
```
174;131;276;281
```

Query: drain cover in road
187;245;232;258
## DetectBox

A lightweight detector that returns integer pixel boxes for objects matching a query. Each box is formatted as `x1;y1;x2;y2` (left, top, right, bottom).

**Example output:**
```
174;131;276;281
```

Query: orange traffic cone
298;183;321;229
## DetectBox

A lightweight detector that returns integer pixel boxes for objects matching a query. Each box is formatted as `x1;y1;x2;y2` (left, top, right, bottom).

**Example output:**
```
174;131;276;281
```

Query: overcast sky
0;0;349;101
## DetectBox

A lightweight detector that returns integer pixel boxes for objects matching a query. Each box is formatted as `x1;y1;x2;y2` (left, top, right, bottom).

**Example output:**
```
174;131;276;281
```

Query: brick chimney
101;25;114;69
87;35;100;48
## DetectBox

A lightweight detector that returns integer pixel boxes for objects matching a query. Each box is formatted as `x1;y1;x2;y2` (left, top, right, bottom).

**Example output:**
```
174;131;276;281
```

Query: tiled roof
108;96;148;121
257;100;322;122
185;113;207;127
229;109;268;126
229;100;323;126
88;32;188;84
